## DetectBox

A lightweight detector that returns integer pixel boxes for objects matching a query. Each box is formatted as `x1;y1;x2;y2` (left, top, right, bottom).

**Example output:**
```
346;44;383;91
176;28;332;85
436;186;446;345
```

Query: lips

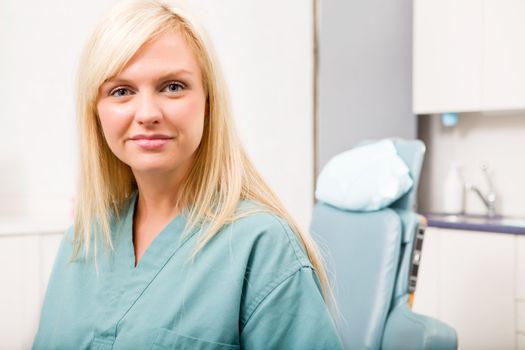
128;134;174;150
129;134;173;141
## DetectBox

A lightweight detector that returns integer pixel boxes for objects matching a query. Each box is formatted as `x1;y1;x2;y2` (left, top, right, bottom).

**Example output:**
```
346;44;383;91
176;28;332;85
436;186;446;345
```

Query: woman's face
96;30;206;178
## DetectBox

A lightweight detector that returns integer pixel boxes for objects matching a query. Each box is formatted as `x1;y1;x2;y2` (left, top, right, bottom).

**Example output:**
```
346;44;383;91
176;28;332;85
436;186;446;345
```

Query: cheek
168;95;206;139
187;98;206;146
96;102;133;142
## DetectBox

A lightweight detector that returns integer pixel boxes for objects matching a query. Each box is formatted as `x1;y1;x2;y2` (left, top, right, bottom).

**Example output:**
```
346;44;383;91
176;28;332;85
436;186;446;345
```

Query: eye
162;81;185;93
109;87;132;97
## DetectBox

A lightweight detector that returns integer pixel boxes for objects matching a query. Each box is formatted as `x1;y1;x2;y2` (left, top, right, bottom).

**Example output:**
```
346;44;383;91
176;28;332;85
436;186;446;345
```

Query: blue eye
110;87;131;97
163;82;185;93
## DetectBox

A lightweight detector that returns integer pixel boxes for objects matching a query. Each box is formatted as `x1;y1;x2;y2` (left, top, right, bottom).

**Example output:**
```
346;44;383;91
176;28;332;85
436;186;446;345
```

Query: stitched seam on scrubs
241;264;313;327
269;214;311;267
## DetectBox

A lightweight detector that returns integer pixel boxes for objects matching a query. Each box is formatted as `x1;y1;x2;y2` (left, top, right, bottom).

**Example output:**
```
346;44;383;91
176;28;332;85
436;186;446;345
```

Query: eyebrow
103;69;195;85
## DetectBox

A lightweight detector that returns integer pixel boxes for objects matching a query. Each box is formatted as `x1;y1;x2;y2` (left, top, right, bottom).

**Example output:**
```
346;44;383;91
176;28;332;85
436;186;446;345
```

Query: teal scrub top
33;192;343;349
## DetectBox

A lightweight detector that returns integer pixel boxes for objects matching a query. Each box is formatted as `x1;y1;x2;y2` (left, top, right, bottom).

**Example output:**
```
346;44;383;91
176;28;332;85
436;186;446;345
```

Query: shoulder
57;225;75;259
221;200;312;269
53;226;89;265
216;201;328;330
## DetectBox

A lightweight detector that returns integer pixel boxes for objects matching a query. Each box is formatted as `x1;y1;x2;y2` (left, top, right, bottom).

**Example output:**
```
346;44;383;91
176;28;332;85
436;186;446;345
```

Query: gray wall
316;0;416;174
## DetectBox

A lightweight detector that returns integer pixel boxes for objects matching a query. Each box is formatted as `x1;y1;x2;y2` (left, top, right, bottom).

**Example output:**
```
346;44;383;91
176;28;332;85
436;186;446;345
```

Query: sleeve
239;266;344;350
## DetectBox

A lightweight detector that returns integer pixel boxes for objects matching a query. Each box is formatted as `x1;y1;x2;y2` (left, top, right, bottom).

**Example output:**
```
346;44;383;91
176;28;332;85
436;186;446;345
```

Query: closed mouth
129;134;174;141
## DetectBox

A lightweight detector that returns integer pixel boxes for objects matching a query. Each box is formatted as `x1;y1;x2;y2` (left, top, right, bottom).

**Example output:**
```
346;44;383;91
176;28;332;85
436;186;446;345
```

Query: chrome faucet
465;164;498;217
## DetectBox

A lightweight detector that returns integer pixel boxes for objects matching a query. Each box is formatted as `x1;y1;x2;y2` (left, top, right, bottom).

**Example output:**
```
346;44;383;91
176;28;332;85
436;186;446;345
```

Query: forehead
110;30;202;82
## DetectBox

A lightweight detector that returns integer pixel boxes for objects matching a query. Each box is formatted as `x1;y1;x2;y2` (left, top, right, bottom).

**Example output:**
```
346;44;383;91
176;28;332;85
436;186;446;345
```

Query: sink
496;218;525;228
424;213;525;233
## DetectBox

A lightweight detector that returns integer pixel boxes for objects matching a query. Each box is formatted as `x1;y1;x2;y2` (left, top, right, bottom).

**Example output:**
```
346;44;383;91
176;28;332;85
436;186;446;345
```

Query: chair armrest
381;301;457;350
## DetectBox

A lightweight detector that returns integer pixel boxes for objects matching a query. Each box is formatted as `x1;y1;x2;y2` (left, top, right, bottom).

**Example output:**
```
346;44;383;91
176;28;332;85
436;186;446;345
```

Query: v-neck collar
92;191;200;342
119;190;191;272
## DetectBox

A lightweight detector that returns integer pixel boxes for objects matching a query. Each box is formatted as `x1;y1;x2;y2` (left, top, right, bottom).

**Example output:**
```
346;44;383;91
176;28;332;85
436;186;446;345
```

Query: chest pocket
152;328;240;350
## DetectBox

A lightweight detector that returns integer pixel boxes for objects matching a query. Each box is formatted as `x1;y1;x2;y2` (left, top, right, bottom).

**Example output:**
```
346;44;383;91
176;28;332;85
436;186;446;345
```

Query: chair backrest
311;205;402;349
389;139;426;304
310;139;426;349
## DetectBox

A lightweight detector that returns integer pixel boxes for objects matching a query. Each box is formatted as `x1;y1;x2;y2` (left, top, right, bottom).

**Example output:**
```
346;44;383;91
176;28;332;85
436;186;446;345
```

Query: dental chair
310;139;457;350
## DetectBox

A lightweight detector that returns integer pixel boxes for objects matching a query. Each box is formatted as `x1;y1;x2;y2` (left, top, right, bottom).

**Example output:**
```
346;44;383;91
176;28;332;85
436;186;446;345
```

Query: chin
131;163;175;173
128;158;185;174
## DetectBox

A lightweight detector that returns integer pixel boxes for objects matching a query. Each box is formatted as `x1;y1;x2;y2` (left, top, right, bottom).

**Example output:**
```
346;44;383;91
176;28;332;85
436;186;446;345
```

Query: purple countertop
423;213;525;235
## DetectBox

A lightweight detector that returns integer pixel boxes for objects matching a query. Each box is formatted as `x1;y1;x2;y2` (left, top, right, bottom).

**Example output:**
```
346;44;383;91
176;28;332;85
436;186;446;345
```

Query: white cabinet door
413;227;515;350
0;233;63;350
519;334;525;350
483;0;525;111
518;235;525;300
518;235;525;347
413;0;483;114
518;301;525;333
0;235;40;350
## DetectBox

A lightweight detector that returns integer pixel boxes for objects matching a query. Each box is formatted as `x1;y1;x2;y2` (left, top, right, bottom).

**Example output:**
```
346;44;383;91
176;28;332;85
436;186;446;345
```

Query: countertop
424;213;525;235
0;216;71;237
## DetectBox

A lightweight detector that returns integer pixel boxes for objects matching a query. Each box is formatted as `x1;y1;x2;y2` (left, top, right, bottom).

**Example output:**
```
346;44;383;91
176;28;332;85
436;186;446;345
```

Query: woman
32;1;343;349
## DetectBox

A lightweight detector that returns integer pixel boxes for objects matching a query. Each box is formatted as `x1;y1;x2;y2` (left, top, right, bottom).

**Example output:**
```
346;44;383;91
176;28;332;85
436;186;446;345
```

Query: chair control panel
409;222;426;293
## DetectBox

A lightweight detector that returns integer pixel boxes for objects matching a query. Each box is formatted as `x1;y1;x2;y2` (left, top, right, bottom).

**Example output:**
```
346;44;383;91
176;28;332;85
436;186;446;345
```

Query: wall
316;0;415;174
418;112;525;217
0;0;314;228
192;0;314;226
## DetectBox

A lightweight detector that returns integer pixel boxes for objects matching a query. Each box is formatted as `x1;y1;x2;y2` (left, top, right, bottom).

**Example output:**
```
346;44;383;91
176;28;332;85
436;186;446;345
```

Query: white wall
418;112;525;217
0;0;314;228
191;0;314;227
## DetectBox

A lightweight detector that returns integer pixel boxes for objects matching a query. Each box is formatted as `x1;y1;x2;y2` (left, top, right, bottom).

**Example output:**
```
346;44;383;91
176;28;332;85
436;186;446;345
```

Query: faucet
465;164;498;217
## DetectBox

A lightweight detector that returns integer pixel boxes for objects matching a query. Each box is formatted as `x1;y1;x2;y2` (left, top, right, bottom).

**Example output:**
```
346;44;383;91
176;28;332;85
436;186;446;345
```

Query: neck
132;166;190;221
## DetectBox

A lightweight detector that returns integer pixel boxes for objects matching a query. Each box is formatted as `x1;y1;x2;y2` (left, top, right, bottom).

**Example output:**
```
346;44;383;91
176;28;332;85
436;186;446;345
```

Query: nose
134;92;162;125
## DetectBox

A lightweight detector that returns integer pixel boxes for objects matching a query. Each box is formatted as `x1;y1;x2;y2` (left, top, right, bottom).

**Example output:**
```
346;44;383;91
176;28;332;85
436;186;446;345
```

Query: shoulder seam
241;264;313;328
267;214;311;268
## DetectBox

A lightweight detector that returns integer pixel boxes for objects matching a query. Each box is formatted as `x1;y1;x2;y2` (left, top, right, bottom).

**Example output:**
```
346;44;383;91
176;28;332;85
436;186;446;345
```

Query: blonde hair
73;0;334;306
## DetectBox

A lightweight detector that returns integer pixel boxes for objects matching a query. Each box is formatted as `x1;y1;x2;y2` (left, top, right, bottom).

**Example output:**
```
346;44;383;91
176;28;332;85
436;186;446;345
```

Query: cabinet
518;236;525;345
0;233;63;349
413;227;518;350
413;0;483;114
413;0;525;114
483;1;525;110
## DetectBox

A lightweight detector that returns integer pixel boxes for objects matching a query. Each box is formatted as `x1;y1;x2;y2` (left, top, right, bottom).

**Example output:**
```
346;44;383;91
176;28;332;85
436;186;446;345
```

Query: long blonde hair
73;0;334;305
